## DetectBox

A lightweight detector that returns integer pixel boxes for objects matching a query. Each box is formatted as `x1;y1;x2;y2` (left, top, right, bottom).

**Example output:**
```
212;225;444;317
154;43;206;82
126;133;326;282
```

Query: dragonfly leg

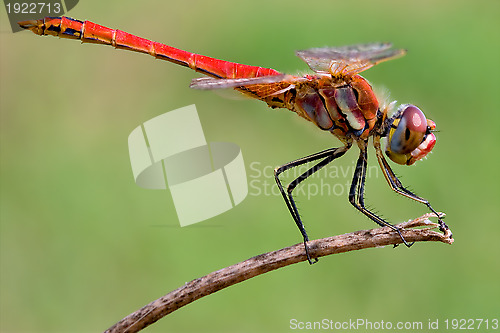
373;137;450;236
349;140;414;247
274;143;352;264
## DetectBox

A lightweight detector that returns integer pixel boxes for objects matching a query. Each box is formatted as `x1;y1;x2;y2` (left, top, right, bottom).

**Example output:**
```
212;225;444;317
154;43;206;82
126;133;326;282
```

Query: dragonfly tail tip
17;19;44;35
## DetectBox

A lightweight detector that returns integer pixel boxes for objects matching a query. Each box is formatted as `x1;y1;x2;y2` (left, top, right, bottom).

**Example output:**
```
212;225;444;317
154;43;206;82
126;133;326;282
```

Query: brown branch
104;213;452;333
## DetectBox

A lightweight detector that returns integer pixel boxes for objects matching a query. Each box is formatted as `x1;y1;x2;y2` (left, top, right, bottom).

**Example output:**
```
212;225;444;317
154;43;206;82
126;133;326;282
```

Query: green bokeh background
1;0;499;332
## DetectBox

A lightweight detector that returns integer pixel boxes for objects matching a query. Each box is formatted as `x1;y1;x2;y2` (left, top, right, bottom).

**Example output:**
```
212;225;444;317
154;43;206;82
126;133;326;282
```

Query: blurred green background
1;0;499;332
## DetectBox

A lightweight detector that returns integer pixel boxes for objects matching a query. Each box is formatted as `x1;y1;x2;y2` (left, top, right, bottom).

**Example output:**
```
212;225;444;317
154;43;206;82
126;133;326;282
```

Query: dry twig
105;213;452;333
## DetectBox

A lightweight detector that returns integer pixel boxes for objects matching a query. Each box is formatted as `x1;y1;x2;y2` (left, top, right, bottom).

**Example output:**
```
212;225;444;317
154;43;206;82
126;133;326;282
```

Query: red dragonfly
19;17;449;263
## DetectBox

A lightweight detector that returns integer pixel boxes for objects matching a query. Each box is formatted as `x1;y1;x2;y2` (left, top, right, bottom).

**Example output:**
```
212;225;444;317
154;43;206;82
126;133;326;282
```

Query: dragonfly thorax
293;75;379;140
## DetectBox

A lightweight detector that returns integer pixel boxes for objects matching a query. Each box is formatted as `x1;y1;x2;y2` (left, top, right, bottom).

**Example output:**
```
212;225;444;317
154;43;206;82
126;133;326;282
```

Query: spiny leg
349;140;414;247
373;137;450;235
274;143;352;264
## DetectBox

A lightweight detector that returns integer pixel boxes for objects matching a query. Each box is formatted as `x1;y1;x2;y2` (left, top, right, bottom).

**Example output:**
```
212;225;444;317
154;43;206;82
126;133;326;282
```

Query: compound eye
390;105;427;154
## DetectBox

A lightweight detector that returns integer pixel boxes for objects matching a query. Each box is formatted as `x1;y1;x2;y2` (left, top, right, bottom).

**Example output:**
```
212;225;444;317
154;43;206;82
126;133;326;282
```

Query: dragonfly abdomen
19;17;281;80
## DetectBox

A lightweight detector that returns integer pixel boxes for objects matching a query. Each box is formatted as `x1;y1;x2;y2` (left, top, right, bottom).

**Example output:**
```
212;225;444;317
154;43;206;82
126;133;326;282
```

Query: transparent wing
190;74;295;90
190;74;305;99
296;42;406;77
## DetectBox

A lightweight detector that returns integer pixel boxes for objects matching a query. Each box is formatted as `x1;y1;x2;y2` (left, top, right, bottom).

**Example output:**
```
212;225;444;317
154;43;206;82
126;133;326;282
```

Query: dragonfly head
385;104;436;165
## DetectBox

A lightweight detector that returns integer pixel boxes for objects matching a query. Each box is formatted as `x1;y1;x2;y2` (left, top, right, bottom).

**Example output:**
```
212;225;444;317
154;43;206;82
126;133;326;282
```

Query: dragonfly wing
296;42;406;76
190;74;305;100
190;74;292;90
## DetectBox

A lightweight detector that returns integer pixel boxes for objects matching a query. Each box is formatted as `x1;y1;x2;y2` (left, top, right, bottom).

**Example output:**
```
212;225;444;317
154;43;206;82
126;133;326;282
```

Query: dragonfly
19;17;449;264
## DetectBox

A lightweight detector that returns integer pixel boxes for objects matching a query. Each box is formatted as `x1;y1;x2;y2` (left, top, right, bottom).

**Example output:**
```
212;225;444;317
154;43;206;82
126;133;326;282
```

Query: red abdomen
19;16;281;80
